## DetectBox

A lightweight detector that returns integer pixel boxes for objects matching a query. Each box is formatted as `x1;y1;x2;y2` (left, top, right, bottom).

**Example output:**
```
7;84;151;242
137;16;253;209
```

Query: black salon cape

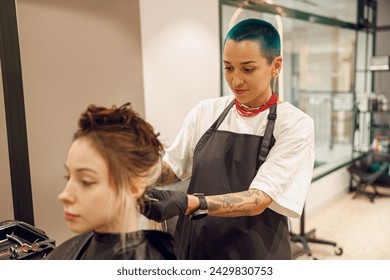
46;230;176;260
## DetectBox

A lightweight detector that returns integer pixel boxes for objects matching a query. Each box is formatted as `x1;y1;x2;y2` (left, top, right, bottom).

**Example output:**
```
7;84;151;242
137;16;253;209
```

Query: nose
231;73;243;88
58;180;76;204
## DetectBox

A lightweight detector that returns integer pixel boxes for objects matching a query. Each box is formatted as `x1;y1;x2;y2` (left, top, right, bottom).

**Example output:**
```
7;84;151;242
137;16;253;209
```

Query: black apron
174;100;291;260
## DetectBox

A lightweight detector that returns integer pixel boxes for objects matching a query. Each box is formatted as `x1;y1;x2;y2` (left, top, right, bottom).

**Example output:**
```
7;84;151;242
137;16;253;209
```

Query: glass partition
271;0;357;23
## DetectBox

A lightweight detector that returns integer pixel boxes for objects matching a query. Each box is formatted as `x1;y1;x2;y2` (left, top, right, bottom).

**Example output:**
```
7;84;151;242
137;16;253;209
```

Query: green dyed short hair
224;18;280;64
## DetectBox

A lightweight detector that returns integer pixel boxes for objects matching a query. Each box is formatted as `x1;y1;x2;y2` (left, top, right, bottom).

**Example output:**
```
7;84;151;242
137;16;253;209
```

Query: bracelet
189;193;208;220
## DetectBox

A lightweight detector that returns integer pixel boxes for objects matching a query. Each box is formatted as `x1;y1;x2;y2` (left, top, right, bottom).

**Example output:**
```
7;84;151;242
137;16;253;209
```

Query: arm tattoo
263;192;270;199
215;208;252;217
238;189;262;198
155;163;178;186
158;165;170;183
207;202;222;212
216;195;243;209
207;189;271;217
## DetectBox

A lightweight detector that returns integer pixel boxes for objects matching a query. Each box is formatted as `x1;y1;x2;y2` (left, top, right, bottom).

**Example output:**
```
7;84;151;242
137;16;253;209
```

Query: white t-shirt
164;95;315;218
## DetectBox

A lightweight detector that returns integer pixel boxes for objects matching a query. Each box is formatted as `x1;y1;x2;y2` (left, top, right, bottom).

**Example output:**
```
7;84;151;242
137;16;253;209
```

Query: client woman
47;102;176;259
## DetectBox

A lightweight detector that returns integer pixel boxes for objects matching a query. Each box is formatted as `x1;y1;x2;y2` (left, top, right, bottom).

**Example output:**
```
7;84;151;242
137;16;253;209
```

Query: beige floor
292;186;390;260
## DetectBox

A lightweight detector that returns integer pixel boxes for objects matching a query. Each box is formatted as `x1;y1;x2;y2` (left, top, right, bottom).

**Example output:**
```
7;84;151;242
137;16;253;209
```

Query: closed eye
81;180;96;187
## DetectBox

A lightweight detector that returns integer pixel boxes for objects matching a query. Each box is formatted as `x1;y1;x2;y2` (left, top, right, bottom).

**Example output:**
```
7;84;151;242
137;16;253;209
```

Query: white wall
289;167;350;232
140;0;220;145
138;0;221;220
306;168;350;215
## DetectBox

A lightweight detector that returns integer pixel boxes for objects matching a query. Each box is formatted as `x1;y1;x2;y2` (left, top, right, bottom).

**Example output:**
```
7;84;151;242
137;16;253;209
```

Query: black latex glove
142;188;188;222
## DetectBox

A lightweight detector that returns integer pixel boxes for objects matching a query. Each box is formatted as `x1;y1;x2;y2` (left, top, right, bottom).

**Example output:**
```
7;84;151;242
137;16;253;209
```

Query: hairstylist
143;18;315;260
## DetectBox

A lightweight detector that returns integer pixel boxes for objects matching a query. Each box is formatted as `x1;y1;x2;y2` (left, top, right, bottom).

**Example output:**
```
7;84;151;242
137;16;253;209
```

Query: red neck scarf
234;93;278;117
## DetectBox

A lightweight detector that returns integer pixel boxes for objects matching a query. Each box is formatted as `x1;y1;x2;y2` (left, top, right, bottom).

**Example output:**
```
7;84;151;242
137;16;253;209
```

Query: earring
272;75;278;94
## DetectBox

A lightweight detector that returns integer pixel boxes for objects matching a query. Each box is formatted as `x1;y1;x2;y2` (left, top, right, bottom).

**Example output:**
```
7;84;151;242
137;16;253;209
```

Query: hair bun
78;102;136;132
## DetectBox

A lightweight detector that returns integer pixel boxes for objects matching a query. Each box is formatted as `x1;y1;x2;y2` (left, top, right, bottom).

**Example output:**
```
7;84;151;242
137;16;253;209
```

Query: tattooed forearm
155;162;179;186
207;189;272;217
214;208;252;217
207;201;222;212
214;195;243;209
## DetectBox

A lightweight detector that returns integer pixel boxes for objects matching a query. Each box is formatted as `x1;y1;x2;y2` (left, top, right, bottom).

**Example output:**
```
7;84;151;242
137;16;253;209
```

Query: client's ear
129;160;162;198
128;177;147;199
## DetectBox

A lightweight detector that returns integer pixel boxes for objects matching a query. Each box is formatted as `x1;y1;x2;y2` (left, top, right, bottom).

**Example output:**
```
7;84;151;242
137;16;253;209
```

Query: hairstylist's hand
142;188;188;222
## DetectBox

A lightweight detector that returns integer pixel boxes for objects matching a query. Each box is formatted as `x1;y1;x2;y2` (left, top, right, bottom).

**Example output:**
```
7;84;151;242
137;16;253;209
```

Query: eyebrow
64;165;98;174
223;60;257;65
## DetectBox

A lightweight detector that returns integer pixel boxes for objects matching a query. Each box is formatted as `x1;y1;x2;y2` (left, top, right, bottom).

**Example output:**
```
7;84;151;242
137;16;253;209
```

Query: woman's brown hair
74;102;163;194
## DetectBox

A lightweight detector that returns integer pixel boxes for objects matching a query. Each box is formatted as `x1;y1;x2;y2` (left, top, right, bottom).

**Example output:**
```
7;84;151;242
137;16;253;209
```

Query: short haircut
224;18;281;64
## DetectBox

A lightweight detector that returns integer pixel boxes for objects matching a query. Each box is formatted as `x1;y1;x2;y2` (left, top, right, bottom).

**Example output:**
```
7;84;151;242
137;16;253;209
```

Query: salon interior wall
139;0;220;146
10;0;145;244
138;0;220;194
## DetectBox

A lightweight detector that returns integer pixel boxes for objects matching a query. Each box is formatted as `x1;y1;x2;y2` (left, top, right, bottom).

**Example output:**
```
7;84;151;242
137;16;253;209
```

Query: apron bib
174;100;291;260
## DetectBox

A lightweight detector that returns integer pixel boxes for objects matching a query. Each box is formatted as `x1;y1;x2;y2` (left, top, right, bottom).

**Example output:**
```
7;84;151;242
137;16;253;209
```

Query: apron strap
257;103;277;168
194;99;235;155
